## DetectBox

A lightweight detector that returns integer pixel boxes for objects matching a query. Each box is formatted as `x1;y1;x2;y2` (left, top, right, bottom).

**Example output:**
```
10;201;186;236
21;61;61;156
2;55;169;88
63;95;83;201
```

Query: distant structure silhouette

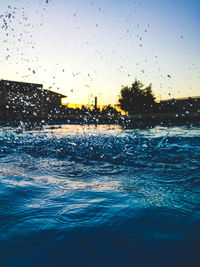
118;79;200;118
0;80;67;120
0;79;199;124
157;97;200;114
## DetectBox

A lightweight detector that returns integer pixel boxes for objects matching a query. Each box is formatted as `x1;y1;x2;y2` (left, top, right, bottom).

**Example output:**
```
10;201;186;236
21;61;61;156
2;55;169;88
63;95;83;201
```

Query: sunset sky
0;0;199;105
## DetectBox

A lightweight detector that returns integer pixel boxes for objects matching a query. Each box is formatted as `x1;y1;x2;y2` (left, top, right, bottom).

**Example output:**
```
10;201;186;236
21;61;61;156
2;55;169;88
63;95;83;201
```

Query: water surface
0;124;199;267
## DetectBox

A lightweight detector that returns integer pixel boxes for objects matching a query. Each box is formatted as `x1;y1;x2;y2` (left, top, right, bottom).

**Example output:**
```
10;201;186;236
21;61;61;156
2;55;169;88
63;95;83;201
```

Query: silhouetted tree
102;105;119;116
118;79;156;114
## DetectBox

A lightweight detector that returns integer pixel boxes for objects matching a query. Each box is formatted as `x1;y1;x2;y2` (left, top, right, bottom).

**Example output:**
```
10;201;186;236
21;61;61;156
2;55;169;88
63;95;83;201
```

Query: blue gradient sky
0;0;199;105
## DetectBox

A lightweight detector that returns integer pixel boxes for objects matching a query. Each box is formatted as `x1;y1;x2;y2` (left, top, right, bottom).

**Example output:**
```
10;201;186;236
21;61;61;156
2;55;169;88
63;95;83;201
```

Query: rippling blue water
0;124;199;267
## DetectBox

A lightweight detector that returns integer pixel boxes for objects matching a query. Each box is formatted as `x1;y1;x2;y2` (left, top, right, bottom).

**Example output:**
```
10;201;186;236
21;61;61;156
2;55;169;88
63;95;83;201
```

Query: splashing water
0;124;199;267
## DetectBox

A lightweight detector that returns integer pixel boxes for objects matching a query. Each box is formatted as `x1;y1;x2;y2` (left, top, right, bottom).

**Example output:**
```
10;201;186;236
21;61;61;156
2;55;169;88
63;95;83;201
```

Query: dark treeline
118;79;200;115
0;79;199;123
65;78;200;118
64;105;120;117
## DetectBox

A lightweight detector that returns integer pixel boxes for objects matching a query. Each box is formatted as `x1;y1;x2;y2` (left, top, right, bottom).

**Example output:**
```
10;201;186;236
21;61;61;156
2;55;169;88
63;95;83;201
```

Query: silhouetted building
158;96;200;114
0;80;67;120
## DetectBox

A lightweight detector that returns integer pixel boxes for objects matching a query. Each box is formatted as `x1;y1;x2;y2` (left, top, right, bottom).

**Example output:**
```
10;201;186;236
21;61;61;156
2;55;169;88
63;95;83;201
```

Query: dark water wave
0;124;200;266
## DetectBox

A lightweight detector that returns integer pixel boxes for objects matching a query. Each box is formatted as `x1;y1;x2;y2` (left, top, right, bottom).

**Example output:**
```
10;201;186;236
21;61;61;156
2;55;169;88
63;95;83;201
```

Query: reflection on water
0;124;200;267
